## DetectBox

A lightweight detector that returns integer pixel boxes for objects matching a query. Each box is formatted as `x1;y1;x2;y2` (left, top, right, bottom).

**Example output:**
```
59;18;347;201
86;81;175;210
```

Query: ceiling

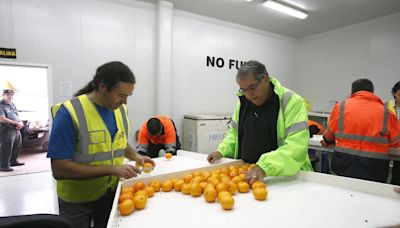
139;0;400;38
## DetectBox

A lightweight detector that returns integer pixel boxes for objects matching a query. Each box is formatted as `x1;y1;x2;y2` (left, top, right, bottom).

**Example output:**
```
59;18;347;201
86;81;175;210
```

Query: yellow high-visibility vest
52;95;130;203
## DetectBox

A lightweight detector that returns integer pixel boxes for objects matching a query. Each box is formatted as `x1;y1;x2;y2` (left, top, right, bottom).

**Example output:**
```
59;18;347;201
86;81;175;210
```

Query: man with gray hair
207;60;313;184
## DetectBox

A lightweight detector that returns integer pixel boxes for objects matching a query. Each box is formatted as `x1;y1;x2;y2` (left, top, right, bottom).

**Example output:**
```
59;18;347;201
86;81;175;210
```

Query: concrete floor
0;171;58;217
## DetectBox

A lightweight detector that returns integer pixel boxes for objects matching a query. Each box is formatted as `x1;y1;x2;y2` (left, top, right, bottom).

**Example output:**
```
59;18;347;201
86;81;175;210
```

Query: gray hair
236;60;269;81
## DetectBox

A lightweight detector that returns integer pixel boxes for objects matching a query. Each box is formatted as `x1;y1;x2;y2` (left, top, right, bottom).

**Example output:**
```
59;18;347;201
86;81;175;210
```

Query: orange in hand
165;152;173;160
142;162;154;173
118;199;135;216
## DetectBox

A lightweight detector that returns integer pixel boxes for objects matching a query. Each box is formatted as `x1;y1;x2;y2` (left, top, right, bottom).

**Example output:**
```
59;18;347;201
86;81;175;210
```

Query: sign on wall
0;48;16;59
206;56;244;70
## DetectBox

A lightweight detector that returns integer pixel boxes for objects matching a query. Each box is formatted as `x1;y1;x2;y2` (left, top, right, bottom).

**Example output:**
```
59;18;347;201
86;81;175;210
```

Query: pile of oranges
117;163;268;216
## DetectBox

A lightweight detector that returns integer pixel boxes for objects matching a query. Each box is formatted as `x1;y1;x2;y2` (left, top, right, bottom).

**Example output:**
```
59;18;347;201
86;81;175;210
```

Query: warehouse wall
170;11;296;136
1;0;399;143
0;0;296;141
0;0;157;141
294;13;400;112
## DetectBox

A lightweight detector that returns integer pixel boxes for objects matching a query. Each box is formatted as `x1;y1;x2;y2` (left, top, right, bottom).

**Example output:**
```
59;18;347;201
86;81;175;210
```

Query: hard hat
3;80;17;95
4;80;17;91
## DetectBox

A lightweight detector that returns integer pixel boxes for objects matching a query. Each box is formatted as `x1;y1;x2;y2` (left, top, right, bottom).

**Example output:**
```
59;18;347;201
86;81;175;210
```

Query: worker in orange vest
137;116;181;158
322;79;400;182
308;120;324;137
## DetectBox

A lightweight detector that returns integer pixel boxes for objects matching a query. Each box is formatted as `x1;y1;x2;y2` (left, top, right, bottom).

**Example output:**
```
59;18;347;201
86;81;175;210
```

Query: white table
107;151;400;228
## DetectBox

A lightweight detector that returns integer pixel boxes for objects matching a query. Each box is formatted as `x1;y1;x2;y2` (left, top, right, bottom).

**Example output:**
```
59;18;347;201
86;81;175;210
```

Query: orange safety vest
308;120;324;135
137;115;177;153
323;91;400;159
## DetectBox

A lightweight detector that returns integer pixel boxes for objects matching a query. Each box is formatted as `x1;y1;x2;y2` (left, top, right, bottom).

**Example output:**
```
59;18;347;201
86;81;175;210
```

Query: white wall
0;0;156;141
171;11;296;135
2;0;398;143
0;0;296;141
295;13;400;112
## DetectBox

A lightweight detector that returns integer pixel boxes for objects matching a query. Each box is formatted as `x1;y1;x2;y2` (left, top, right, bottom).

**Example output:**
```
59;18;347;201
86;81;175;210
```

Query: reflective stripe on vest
281;90;308;137
230;120;238;131
69;98;126;163
336;100;389;160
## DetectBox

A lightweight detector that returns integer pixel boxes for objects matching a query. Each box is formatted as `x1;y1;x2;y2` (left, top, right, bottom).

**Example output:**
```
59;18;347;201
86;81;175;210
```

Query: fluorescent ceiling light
263;0;308;20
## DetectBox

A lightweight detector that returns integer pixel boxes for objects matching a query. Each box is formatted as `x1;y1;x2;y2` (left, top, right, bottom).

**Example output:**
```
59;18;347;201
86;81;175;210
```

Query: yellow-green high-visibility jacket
386;100;400;120
217;77;313;176
51;95;130;203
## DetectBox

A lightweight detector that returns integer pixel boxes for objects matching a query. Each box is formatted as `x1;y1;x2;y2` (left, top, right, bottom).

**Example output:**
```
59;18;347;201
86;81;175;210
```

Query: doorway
0;62;52;177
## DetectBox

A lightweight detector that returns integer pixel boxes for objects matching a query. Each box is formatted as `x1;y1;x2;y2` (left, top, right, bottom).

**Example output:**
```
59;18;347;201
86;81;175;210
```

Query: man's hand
111;164;142;179
207;151;222;164
244;165;266;185
15;121;24;130
394;187;400;194
135;154;156;168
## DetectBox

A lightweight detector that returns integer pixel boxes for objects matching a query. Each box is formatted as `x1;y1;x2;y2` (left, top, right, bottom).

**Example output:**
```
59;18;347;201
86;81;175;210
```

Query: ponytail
74;81;94;97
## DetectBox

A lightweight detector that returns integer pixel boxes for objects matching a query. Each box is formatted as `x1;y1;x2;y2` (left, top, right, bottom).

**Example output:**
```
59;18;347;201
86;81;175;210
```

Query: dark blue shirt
47;103;117;159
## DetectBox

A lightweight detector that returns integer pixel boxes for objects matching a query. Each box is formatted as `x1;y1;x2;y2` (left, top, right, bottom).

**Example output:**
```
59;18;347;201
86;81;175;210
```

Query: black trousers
0;126;22;168
143;135;181;158
58;189;115;228
331;151;389;183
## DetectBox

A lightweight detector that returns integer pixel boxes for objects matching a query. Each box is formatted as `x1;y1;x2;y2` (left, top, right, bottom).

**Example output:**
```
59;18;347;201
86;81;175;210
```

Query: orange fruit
118;199;135;216
252;181;266;189
227;181;238;195
203;187;217;203
253;187;268;201
142;162;153;173
216;182;227;193
217;190;231;201
144;186;155;198
190;182;203;197
219;194;234;210
121;185;134;194
135;190;148;197
165;152;172;160
220;175;231;184
231;175;242;184
161;180;173;192
237;181;250;193
181;183;191;195
199;181;208;190
149;180;161;192
183;174;193;183
134;181;146;192
174;179;185;191
133;194;147;210
119;192;134;203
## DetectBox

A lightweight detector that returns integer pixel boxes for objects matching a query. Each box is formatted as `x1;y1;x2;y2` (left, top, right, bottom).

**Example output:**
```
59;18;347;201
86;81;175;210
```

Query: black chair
0;214;75;228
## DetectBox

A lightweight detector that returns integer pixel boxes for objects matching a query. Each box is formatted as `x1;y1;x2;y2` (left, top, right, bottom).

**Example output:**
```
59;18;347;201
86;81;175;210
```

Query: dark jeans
331;151;389;183
143;135;181;158
58;189;115;228
0;126;22;168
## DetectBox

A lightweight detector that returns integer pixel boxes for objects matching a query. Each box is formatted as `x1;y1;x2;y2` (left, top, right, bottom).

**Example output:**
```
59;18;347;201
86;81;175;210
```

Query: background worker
387;81;400;185
47;61;154;228
207;60;313;185
137;115;181;158
322;79;400;183
0;82;25;172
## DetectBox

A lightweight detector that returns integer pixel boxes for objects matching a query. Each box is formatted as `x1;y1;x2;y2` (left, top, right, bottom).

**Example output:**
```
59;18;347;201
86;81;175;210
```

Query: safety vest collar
68;96;129;163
